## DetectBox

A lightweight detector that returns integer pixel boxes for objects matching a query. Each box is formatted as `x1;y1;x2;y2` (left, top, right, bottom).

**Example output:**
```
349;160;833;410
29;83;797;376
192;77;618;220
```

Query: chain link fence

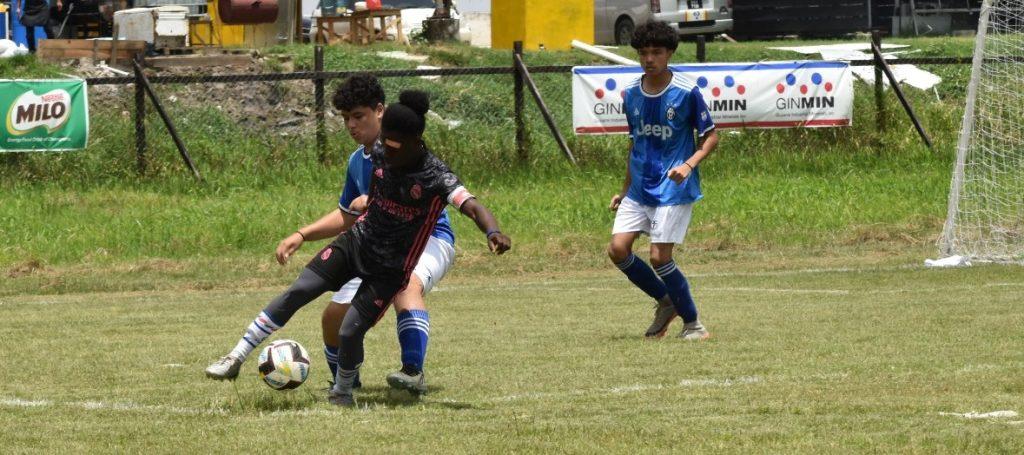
3;41;983;182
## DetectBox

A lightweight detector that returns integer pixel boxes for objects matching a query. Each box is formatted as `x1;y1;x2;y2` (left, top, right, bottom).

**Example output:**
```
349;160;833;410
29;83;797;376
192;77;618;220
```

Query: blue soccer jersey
338;144;456;245
623;72;715;207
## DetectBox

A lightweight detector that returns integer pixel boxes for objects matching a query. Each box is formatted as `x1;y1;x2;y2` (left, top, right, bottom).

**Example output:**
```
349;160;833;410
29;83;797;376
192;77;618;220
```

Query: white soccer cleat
679;321;711;341
204;355;243;380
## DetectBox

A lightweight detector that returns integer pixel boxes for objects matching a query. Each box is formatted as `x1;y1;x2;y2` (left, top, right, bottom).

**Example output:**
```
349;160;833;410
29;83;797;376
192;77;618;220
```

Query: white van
595;0;734;45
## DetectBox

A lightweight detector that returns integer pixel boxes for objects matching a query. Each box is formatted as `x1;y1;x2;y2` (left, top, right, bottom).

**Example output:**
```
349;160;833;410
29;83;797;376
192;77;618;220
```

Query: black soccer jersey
344;143;472;277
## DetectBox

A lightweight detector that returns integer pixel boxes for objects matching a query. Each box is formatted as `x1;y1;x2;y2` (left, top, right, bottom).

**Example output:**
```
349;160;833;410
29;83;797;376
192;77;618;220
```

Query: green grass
2;261;1023;452
0;36;969;266
2;35;1021;451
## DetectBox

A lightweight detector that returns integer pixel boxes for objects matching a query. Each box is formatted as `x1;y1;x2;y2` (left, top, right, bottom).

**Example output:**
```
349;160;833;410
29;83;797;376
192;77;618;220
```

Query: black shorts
306;232;407;323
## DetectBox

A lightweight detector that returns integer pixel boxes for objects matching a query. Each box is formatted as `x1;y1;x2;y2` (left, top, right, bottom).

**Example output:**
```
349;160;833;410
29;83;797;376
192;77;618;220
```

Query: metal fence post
696;35;706;63
872;30;885;132
314;45;327;163
134;53;146;175
513;40;527;162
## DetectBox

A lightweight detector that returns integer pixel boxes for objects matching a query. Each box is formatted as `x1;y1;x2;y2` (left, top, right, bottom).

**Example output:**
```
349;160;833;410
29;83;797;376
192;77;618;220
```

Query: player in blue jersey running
206;75;454;395
608;21;719;340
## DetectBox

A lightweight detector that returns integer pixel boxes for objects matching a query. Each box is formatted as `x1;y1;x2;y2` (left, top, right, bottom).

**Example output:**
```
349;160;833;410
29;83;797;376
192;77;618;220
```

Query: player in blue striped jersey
608;21;719;340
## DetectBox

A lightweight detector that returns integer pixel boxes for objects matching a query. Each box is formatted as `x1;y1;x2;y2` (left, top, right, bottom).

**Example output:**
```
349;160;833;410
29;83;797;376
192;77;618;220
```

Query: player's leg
649;204;709;341
387;276;429;394
609;198;675;337
386;236;454;394
206;242;356;380
205;267;342;379
329;276;404;407
322;279;361;388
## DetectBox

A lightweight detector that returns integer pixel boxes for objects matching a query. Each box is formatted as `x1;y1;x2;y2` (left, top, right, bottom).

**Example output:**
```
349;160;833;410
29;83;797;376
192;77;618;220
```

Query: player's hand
609;194;623;211
667;164;692;184
275;232;304;265
349;195;369;214
488;232;511;255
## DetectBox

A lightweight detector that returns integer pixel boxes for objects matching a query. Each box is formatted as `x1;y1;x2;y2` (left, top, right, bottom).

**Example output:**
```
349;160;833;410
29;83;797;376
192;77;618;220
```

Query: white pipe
571;39;638;66
98;64;131;76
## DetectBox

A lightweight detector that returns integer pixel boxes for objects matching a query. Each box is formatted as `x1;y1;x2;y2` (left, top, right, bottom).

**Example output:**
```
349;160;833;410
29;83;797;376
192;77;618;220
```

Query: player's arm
668;88;718;184
275;208;359;265
275;166;368;264
458;198;511;255
610;139;633;211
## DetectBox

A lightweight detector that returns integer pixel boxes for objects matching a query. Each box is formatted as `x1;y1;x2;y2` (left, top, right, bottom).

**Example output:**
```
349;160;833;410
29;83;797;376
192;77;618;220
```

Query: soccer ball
257;340;311;390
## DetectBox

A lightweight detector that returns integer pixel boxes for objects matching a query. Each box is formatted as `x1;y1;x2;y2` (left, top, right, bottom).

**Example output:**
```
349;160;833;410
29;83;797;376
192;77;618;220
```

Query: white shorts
330;236;456;304
611;196;694;244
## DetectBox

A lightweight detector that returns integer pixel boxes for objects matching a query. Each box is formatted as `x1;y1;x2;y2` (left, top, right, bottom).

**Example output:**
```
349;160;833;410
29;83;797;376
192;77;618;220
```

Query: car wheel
615;17;634;46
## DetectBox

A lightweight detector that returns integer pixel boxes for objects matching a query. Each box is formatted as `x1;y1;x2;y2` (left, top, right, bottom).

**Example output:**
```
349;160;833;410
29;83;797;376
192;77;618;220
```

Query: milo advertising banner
1;79;89;151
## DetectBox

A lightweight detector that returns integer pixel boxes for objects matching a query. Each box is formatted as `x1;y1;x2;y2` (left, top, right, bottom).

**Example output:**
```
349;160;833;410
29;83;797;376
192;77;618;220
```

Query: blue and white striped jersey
623;72;715;206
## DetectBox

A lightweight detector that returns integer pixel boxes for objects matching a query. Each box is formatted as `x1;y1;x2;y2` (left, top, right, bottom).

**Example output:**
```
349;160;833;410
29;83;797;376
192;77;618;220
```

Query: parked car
595;0;733;45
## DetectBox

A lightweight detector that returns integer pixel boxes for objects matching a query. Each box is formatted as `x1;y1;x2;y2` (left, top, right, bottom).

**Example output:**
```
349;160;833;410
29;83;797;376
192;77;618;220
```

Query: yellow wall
190;1;245;47
492;0;593;50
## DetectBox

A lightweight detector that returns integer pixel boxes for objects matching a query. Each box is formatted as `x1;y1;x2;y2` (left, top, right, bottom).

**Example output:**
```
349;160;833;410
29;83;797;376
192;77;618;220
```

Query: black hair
630;21;679;52
382;90;430;137
332;73;385;111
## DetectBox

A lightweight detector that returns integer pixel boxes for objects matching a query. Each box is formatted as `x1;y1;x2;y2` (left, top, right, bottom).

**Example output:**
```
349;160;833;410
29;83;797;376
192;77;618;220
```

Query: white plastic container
115;6;190;48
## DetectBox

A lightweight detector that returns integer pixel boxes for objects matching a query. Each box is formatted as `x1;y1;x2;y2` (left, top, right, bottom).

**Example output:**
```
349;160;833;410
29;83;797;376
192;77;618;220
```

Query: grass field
3;35;1023;452
2;259;1023;452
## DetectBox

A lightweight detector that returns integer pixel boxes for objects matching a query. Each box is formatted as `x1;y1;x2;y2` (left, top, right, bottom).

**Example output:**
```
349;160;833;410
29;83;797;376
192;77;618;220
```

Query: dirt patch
7;259;44;279
70;54;339;139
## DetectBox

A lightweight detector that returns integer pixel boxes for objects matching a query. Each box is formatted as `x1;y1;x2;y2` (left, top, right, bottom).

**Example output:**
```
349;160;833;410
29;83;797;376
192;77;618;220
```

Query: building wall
491;0;592;50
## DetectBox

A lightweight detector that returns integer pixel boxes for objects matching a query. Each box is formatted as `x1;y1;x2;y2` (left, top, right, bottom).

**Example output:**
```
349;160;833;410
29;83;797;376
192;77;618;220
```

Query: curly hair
630;21;679;51
332;73;386;111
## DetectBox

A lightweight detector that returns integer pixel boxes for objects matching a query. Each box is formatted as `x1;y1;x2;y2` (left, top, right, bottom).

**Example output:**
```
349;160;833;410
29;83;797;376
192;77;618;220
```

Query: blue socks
324;345;339;379
615;253;670;301
396;310;430;374
655;260;698;323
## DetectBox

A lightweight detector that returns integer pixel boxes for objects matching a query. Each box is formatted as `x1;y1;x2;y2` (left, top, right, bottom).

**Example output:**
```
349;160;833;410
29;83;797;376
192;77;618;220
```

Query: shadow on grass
353;385;483;410
225;384;483;412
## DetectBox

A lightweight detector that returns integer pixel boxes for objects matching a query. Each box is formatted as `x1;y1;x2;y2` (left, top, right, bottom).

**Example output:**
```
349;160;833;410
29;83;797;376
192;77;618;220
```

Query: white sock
229;311;282;361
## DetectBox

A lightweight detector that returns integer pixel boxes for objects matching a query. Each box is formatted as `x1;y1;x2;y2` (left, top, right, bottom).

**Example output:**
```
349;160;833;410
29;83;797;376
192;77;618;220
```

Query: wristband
684;162;694;171
485;229;502;239
296;230;307;241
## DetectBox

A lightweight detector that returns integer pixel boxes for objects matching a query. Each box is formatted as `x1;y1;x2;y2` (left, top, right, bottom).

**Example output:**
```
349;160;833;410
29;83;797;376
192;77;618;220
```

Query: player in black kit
320;91;509;406
216;90;510;408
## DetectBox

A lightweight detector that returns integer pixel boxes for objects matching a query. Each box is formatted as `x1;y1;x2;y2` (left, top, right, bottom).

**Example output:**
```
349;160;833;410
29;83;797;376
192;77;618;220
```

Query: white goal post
940;0;1024;264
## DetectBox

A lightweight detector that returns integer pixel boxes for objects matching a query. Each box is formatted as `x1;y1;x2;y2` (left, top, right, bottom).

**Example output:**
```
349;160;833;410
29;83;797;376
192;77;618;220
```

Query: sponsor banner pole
1;79;89;152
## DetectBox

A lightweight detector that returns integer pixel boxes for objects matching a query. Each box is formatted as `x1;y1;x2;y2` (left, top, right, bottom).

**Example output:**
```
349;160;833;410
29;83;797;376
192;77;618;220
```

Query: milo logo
6;89;72;136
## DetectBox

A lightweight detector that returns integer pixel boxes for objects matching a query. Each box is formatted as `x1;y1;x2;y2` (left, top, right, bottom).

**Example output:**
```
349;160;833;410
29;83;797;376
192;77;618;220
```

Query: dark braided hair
382;90;430;137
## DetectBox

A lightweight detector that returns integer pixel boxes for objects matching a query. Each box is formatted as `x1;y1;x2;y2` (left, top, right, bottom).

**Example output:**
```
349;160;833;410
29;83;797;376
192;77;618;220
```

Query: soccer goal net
940;0;1024;264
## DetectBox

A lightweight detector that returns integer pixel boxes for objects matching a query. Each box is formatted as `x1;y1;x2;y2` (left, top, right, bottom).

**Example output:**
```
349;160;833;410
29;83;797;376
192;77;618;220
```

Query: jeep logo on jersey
634;121;673;141
7;89;71;136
